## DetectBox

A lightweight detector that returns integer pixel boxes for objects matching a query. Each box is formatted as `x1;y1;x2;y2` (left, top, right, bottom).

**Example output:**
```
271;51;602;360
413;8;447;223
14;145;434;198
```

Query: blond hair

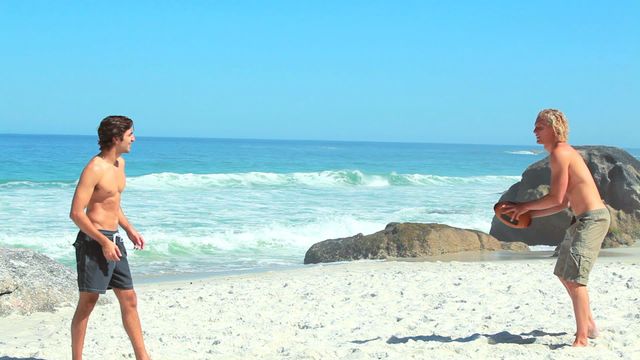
537;109;569;142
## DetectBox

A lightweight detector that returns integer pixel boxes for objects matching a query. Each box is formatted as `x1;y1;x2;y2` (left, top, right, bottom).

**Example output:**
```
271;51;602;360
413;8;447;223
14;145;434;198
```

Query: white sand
1;250;639;359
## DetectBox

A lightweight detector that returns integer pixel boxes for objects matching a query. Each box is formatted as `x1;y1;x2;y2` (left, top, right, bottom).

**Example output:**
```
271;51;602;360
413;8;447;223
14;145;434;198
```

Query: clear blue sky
1;1;638;146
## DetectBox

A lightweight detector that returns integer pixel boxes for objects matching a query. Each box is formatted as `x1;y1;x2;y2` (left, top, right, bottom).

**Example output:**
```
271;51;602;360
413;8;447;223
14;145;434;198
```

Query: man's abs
86;203;120;230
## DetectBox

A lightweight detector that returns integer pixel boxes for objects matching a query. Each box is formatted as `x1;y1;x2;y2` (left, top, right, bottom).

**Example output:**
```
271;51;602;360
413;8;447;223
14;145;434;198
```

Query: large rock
490;146;640;247
0;248;78;316
304;222;529;264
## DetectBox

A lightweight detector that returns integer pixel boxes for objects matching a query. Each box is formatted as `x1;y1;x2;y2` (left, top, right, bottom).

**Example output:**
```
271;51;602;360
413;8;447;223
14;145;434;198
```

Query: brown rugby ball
493;201;532;229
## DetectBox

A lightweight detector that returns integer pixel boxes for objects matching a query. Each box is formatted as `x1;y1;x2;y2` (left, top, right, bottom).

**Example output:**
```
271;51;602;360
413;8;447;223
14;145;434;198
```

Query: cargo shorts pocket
569;250;593;284
569;251;589;270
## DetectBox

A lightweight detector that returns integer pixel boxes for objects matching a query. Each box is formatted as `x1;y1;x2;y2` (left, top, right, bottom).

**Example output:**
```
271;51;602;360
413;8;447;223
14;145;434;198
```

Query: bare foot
572;337;588;347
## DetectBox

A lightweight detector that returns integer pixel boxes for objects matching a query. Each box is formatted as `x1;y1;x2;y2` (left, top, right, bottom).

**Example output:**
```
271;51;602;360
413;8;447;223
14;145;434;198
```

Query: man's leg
71;292;100;360
113;288;150;360
559;277;598;340
561;278;593;346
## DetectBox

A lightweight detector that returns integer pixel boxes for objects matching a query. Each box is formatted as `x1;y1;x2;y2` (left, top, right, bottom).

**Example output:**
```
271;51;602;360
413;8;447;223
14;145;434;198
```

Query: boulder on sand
304;222;529;264
0;248;77;316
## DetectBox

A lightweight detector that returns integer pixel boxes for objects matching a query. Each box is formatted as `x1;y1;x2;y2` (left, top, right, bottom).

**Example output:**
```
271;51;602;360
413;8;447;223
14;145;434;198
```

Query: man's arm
118;207;145;250
529;199;570;218
116;156;145;250
70;161;122;261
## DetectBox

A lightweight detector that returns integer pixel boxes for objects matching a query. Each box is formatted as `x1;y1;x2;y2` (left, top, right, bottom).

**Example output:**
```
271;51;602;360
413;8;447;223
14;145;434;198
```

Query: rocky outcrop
0;248;78;316
490;146;640;247
304;222;529;264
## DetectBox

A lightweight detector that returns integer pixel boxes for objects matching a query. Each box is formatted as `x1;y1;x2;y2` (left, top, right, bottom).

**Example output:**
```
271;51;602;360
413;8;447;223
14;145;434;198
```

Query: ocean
2;134;637;278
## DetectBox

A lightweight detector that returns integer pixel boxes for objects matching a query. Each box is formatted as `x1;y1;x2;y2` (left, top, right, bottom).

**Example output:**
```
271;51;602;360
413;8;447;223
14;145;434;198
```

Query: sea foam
125;171;521;189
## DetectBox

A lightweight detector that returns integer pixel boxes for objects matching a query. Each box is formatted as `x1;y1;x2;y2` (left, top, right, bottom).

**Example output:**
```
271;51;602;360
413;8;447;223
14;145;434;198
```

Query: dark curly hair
97;115;133;151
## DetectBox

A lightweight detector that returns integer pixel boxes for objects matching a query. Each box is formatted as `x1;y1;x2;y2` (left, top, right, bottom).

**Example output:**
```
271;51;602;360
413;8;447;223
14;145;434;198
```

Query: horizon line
2;132;637;150
4;132;628;149
0;132;536;147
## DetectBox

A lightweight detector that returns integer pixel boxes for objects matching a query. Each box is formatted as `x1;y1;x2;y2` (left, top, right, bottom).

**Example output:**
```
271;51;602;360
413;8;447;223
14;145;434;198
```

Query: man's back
554;143;604;215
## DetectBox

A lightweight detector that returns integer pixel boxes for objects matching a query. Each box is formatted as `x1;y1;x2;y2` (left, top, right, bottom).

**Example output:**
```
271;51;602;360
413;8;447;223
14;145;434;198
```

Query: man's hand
102;241;122;261
501;202;530;222
127;229;145;250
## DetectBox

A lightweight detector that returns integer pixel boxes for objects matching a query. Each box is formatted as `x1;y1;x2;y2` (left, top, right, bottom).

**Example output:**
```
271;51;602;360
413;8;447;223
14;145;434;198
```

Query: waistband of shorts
575;207;609;219
79;229;119;239
98;229;118;237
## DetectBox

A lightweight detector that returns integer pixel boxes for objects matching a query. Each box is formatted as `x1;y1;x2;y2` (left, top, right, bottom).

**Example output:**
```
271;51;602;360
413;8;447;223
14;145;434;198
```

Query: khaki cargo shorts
553;208;610;285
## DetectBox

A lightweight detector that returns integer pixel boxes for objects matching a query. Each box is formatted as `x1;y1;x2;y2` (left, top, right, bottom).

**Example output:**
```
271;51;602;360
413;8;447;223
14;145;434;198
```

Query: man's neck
544;141;566;153
98;147;121;165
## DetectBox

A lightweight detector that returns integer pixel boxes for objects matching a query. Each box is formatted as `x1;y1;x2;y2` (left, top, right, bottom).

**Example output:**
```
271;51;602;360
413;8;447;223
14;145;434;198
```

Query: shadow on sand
352;330;570;350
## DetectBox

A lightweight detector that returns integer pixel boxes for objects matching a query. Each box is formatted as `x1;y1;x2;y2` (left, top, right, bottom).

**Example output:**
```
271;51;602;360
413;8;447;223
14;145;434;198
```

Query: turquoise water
1;134;636;276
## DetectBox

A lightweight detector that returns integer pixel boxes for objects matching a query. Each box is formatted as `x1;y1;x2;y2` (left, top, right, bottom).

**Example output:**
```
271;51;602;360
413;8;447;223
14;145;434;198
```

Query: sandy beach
1;249;639;360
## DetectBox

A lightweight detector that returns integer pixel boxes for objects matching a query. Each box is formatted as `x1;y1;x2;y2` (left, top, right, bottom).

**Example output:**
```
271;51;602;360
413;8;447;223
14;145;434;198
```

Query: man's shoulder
83;156;109;175
548;143;576;164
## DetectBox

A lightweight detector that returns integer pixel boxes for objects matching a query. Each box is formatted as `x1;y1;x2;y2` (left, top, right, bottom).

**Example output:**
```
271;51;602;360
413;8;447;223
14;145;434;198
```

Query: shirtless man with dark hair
503;109;610;347
69;115;150;359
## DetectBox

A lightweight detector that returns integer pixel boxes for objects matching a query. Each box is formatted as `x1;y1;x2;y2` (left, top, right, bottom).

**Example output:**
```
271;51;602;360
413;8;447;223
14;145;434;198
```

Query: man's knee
76;292;100;313
563;280;586;294
115;289;138;309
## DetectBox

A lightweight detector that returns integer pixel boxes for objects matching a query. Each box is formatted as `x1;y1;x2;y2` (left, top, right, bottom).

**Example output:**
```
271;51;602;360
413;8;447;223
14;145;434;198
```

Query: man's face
115;128;135;153
533;118;556;144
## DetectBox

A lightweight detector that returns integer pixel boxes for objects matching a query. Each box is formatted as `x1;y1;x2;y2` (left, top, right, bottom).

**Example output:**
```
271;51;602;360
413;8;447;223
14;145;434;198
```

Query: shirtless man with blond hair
503;109;610;347
69;115;150;359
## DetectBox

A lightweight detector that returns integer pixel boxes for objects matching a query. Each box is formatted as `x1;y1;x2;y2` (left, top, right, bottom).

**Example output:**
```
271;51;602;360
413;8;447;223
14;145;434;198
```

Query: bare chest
93;167;126;200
